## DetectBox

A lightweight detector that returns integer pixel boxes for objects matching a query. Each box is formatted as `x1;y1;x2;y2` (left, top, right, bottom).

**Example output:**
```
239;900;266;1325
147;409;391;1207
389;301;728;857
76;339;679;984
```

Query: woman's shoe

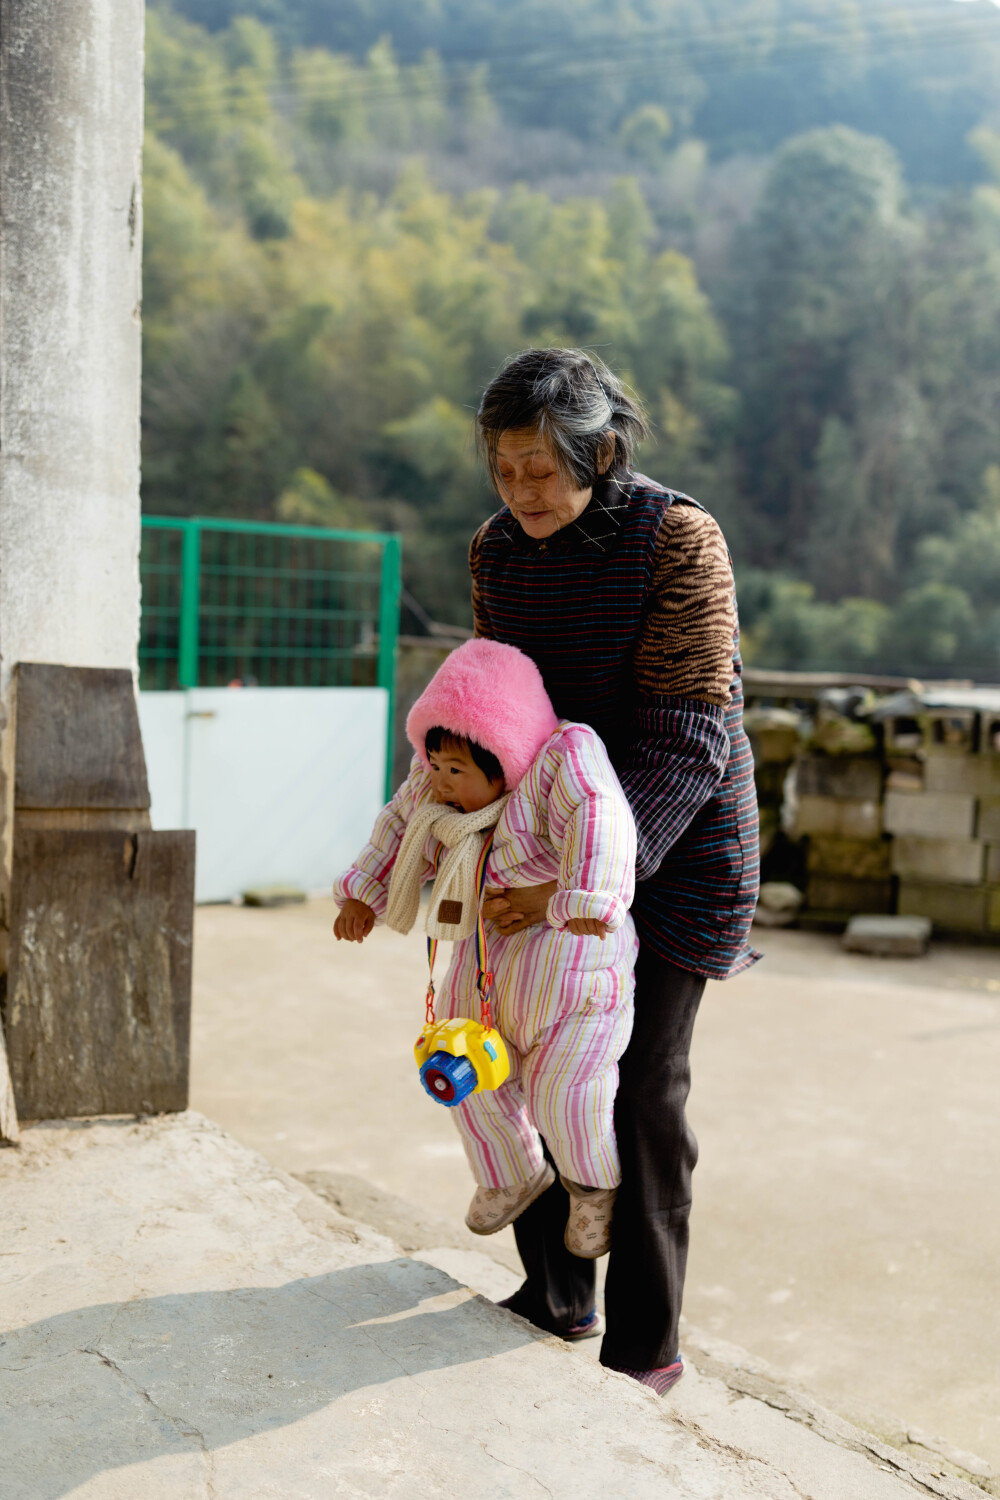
496;1295;604;1341
465;1161;555;1234
561;1308;605;1341
562;1176;617;1258
607;1358;685;1395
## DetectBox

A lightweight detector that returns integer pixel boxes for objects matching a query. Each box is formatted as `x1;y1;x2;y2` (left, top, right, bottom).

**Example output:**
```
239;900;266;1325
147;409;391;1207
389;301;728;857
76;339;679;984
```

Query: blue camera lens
420;1050;477;1107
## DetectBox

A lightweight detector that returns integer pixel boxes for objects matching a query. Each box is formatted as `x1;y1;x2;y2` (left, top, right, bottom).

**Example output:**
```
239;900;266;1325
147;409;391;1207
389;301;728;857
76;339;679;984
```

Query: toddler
333;639;637;1258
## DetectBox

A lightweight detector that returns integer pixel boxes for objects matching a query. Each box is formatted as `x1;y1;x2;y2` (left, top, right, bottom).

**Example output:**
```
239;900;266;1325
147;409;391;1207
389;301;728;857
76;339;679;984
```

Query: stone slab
891;838;986;886
987;846;1000;886
843;916;932;957
0;1114;984;1500
793;795;882;840
884;792;978;840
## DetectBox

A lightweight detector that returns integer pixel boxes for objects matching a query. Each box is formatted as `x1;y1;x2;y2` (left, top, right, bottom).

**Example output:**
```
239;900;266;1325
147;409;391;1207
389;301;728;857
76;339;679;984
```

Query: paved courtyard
190;899;1000;1474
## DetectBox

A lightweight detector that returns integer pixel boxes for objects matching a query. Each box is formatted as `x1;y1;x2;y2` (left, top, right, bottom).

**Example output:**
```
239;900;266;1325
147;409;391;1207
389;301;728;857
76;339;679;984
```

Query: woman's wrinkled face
495;429;592;540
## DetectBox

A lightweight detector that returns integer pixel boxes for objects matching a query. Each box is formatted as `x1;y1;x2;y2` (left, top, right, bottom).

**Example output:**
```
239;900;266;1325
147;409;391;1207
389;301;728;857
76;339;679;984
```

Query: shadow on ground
1;1257;537;1499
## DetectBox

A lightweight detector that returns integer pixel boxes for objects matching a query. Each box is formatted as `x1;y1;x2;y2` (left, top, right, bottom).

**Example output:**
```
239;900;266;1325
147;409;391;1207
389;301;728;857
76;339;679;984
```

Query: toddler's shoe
465;1161;555;1235
562;1177;617;1258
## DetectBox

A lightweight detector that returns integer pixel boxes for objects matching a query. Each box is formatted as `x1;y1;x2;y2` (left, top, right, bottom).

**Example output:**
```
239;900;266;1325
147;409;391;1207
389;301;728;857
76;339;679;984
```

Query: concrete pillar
0;0;145;1138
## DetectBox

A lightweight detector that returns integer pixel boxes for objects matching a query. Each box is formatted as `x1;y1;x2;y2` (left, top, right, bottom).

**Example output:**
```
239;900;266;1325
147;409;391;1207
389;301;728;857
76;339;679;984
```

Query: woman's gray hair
476;348;649;495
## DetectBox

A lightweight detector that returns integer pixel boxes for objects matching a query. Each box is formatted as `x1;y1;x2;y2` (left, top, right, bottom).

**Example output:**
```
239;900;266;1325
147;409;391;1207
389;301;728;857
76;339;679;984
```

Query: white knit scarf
385;794;510;942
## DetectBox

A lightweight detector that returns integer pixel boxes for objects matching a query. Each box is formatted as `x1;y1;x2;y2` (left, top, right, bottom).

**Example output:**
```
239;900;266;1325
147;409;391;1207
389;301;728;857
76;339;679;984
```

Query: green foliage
142;17;731;623
141;2;1000;676
618;105;673;169
739;463;1000;680
275;468;370;529
739;573;892;674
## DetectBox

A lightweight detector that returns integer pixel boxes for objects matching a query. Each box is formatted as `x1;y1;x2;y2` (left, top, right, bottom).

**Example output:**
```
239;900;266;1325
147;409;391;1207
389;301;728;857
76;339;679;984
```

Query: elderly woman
470;347;760;1393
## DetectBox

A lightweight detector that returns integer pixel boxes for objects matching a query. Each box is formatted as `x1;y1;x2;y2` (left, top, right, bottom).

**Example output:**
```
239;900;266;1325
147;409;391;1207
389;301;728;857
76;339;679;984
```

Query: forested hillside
142;1;1000;678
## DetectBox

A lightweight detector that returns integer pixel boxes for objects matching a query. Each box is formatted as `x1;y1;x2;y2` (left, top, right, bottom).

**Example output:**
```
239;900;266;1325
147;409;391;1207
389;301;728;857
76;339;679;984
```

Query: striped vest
473;478;760;978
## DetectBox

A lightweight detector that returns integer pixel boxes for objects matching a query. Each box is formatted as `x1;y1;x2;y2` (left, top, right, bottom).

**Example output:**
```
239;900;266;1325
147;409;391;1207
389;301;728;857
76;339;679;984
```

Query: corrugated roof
868;686;1000;719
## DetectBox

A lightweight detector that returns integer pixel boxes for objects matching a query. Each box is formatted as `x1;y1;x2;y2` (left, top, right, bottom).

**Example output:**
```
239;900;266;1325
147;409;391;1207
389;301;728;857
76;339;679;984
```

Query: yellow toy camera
415;833;510;1108
414;1017;510;1107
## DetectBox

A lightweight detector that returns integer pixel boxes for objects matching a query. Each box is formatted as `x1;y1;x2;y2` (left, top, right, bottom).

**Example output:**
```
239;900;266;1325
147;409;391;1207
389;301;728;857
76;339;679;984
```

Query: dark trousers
504;947;705;1370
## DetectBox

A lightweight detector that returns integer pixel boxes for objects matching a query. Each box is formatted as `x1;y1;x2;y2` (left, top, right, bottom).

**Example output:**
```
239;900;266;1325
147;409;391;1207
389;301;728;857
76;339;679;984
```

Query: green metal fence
140;516;401;797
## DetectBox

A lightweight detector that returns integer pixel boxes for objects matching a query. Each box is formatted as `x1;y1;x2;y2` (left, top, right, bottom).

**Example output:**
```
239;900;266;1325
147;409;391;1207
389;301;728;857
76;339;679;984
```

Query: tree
140;3;1000;671
730;126;921;586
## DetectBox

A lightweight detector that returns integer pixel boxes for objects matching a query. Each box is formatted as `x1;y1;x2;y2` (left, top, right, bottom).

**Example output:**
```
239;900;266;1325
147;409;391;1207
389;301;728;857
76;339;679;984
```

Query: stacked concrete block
923;749;1000;798
898;881;997;934
805;835;893;916
883;791;977;839
742;685;1000;936
891;837;984;884
793;795;882;839
887;739;1000;937
743;708;800;862
792;755;891;916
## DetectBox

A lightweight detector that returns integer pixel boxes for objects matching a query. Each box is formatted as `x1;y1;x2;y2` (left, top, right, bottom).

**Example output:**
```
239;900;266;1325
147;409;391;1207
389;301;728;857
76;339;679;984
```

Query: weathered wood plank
15;808;151;831
14;664;150;809
0;1023;19;1144
3;828;194;1119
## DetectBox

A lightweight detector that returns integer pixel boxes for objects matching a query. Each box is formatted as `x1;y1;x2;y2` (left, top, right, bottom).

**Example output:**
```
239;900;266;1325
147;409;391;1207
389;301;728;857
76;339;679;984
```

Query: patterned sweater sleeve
543;729;637;933
621;504;737;882
332;757;436;920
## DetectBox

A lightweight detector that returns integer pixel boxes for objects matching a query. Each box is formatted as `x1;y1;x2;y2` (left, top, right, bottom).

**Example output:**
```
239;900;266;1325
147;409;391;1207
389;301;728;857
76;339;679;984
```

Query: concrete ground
189;900;1000;1481
0;1112;988;1499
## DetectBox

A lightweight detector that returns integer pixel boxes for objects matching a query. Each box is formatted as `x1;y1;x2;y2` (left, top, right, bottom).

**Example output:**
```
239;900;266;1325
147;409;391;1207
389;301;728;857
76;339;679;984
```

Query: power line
145;5;1000;122
415;0;1000;71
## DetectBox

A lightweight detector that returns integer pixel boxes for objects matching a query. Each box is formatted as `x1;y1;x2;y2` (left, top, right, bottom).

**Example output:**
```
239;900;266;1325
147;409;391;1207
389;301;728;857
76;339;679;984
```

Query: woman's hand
566;917;608;939
483;881;557;932
334;899;376;943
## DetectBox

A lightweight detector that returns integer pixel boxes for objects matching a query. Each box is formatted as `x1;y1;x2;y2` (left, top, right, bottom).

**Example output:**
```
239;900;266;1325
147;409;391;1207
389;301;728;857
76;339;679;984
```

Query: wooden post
1;665;195;1120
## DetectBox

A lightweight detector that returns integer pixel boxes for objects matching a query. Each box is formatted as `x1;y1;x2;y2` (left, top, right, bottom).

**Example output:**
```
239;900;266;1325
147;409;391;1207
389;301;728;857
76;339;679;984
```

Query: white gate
138;687;388;903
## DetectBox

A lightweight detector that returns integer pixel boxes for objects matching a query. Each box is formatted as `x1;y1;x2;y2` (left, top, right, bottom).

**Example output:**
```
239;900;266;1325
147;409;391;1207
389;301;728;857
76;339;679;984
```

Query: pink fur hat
406;639;559;789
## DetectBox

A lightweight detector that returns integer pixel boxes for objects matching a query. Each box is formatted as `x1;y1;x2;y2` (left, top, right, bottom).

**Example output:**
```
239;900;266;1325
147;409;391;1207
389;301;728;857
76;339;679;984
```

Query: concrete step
303;1169;999;1500
1;1111;989;1499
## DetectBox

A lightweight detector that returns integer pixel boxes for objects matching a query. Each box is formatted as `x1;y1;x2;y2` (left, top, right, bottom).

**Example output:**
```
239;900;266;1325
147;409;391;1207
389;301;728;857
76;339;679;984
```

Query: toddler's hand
566;917;608;940
334;899;376;943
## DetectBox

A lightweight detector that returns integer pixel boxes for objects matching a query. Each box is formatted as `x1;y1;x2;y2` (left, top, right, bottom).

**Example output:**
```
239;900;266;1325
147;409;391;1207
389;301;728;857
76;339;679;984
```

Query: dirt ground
190;899;1000;1473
